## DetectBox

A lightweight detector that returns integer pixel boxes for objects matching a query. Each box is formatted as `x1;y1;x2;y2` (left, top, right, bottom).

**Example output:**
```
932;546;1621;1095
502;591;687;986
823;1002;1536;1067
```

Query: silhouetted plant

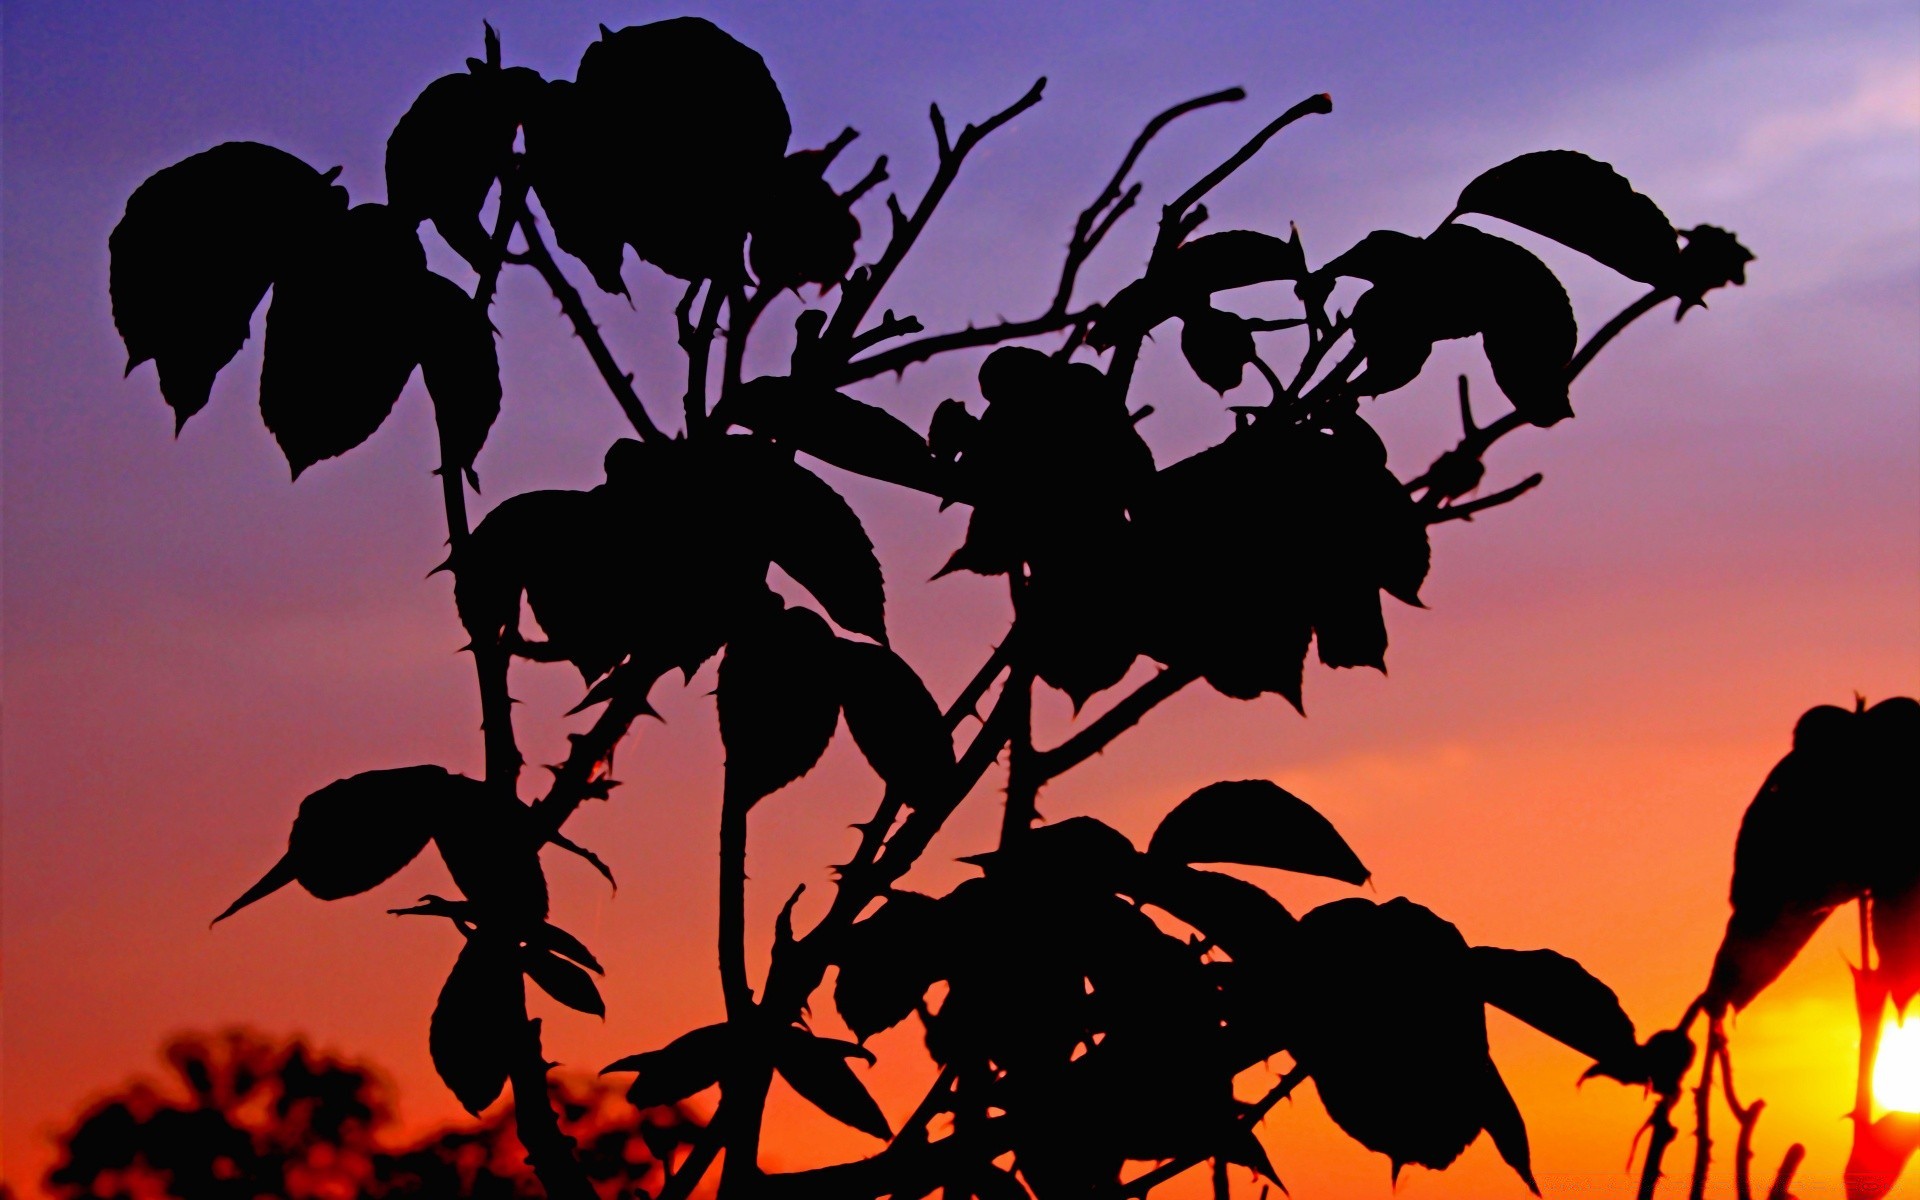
44;1029;696;1199
1625;696;1920;1200
110;18;1756;1198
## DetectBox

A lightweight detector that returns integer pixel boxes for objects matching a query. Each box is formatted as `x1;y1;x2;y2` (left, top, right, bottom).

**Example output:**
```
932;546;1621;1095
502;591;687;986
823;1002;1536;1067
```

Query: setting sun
1874;1019;1920;1114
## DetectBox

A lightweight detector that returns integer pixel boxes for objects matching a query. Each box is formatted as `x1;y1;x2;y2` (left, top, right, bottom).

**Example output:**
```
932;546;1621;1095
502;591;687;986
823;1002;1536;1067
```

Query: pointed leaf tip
212;853;298;925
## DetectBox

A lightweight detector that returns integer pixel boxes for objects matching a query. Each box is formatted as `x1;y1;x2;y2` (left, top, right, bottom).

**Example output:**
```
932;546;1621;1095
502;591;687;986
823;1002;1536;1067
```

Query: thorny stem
1034;666;1201;783
686;283;726;436
999;665;1040;845
835;87;1248;386
824;78;1048;356
507;1015;596;1200
655;1120;724;1200
513;211;665;441
1639;1004;1705;1200
1116;1064;1311;1198
1716;1039;1764;1200
1689;1019;1720;1200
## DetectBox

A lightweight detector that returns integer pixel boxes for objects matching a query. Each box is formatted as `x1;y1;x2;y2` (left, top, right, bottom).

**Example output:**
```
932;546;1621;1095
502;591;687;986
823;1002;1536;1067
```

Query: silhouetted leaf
520;948;605;1017
1149;779;1369;884
531;921;603;975
430;937;520;1114
1091;229;1307;349
1336;224;1577;425
1470;946;1638;1078
1138;861;1295;964
260;203;427;476
713;376;943;494
603;1023;732;1108
1024;538;1138;708
110;141;346;429
833;891;944;1041
1477;1062;1538;1195
432;786;550;926
717;604;841;806
1845;1111;1920;1198
416;272;500;474
213;765;467;923
569;18;790;281
773;1028;891;1141
836;640;953;801
750;150;861;289
1179;306;1255;393
1291;898;1511;1181
1452;150;1679;286
755;450;887;642
522;79;627;293
1866;697;1920;1008
385;67;542;270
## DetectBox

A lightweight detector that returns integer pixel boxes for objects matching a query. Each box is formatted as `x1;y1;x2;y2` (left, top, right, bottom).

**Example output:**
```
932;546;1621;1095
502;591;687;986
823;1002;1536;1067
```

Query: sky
3;0;1918;1195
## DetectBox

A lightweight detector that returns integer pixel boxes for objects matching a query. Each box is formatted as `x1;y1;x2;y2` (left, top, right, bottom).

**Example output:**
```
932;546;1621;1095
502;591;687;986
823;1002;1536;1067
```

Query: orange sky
4;2;1917;1196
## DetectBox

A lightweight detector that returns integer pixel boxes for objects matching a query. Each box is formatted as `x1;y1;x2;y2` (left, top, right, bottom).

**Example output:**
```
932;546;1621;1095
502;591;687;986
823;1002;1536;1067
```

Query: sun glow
1874;1018;1920;1113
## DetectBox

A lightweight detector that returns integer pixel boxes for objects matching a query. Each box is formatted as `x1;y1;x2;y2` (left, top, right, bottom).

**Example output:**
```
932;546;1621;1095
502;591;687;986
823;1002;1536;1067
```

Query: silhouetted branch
1164;93;1332;228
1035;666;1200;783
846;308;925;356
1716;1039;1764;1200
508;1015;596;1200
946;630;1018;731
513;212;665;441
1116;1063;1310;1197
1000;665;1040;844
1425;473;1544;525
1690;1020;1720;1200
824;77;1047;356
842;154;890;205
656;1111;726;1200
529;681;653;837
837;307;1093;383
686;283;726;435
1766;1144;1806;1200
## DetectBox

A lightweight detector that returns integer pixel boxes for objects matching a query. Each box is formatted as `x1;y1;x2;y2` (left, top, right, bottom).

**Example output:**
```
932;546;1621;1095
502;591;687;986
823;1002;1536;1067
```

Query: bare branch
1117;1064;1309;1197
842;154;890;205
1424;473;1544;525
1164;93;1332;235
1034;666;1199;783
846;308;924;357
515;212;665;441
837;306;1094;383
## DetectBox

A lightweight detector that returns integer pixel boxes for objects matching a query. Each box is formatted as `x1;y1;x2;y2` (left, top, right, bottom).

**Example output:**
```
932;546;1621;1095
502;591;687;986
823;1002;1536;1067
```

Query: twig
507;1015;596;1200
1424;473;1544;524
1033;666;1200;783
1717;1039;1764;1200
685;283;725;436
514;211;665;441
655;1120;723;1200
998;665;1040;845
945;631;1017;731
528;682;653;837
1689;1020;1719;1200
823;78;1048;354
1163;94;1332;233
1765;1144;1805;1200
1117;1064;1309;1198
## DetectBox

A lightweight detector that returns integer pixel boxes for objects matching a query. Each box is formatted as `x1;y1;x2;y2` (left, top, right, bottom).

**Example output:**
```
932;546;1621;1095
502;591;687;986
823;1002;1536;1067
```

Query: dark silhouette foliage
110;16;1762;1198
44;1030;696;1200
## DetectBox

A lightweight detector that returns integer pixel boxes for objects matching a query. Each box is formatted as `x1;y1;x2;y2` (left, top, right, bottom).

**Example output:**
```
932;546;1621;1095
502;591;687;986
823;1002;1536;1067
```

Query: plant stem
1689;1020;1719;1200
1117;1063;1309;1198
999;665;1039;845
686;282;726;436
1034;666;1199;783
514;212;665;441
508;1015;596;1200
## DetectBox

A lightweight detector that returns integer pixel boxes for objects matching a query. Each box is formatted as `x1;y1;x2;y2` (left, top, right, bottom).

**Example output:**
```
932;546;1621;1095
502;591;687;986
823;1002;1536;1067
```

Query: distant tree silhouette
110;16;1762;1199
44;1029;697;1199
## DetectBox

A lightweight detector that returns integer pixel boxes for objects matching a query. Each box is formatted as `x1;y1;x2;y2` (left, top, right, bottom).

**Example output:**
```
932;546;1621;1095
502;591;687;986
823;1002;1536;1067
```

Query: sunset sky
4;1;1917;1195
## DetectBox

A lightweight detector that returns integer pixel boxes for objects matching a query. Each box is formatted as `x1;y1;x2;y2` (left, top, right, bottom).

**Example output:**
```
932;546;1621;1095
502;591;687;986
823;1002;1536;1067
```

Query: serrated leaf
110;141;346;429
602;1022;733;1108
1452;150;1679;287
1179;306;1255;394
386;68;541;270
1090;229;1307;349
1470;946;1638;1082
1137;861;1295;965
571;18;790;282
260;203;426;476
520;947;605;1017
416;272;500;474
773;1028;891;1141
835;640;953;802
522;78;627;293
712;376;943;493
1290;898;1491;1175
717;605;842;807
758;453;886;642
430;937;521;1114
1149;779;1368;884
212;764;464;923
832;891;943;1041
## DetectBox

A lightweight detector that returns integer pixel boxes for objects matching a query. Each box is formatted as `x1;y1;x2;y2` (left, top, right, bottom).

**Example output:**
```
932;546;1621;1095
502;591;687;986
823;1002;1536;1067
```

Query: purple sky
4;1;1917;1194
